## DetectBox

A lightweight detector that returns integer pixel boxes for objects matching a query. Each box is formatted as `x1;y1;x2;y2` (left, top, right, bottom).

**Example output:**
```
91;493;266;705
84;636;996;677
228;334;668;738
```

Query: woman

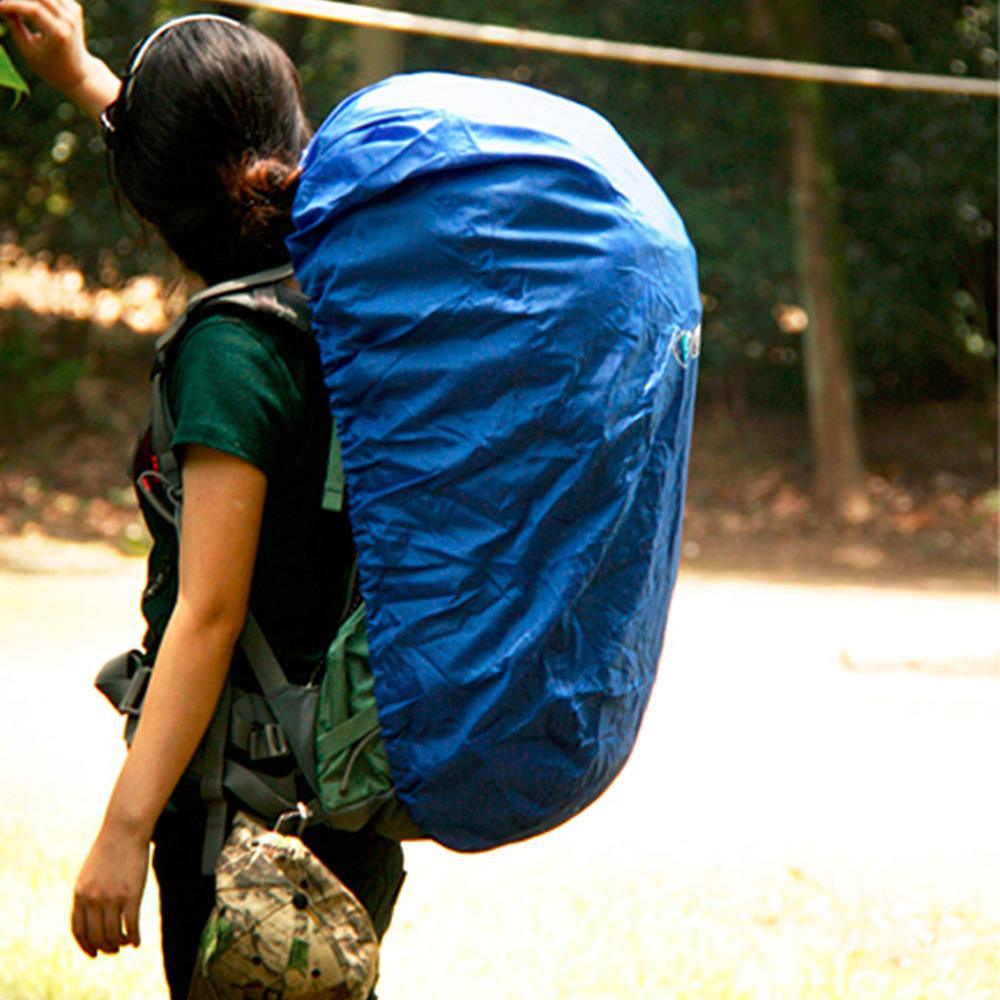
2;4;405;995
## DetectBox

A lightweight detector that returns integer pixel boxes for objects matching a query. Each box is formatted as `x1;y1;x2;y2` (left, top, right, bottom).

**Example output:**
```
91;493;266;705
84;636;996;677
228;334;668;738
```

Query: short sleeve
168;314;304;476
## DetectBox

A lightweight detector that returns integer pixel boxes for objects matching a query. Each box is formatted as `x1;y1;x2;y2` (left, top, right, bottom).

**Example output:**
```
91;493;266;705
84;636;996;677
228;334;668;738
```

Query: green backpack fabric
96;266;420;873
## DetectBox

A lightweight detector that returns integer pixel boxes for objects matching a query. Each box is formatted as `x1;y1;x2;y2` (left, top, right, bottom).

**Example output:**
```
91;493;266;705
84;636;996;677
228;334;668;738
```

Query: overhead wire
212;0;1000;99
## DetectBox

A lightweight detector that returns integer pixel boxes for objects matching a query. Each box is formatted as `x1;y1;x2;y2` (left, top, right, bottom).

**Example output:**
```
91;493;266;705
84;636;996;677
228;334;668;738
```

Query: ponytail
224;156;303;259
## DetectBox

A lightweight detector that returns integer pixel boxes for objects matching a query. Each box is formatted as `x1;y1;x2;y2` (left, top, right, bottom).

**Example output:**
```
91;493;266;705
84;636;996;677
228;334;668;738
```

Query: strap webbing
223;760;303;820
239;612;321;797
149;372;182;506
153;264;297;355
200;684;232;875
320;704;381;758
323;424;346;513
239;612;292;700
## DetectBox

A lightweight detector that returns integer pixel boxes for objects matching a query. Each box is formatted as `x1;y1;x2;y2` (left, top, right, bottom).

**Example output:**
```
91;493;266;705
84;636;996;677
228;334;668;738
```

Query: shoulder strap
153;263;305;358
145;264;318;513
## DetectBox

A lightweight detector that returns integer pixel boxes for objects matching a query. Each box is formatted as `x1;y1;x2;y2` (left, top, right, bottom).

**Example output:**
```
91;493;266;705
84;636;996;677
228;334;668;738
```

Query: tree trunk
749;0;870;521
352;0;404;90
787;84;870;521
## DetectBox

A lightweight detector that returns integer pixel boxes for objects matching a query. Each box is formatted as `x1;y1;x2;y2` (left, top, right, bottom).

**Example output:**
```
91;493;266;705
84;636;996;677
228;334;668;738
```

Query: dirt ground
1;536;997;998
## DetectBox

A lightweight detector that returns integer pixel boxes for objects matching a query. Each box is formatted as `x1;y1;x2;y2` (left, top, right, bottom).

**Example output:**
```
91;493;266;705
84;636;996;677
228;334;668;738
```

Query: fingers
83;900;108;955
101;903;124;954
123;897;142;948
1;6;42;54
72;896;134;955
2;0;77;28
1;0;59;38
70;896;96;959
1;0;80;54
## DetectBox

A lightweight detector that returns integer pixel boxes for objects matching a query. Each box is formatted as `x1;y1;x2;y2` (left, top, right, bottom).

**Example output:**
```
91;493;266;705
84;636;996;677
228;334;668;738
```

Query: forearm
71;447;264;959
99;448;266;842
61;51;119;118
99;600;242;843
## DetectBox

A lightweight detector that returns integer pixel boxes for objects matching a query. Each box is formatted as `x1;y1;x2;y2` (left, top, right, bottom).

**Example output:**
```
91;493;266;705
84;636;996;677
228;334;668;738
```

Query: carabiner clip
274;801;312;837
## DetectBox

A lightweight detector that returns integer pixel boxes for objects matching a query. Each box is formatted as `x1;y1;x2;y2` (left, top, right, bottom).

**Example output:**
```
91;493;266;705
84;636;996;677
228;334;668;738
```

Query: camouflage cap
186;812;379;1000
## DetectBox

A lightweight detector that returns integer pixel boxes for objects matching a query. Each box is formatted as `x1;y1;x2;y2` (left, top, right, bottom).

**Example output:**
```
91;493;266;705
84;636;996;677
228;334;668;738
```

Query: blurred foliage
0;32;29;102
0;310;90;435
1;0;996;407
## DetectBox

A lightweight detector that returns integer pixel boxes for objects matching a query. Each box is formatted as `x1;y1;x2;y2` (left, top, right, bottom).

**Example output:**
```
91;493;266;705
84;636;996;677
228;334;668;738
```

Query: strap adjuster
249;723;290;761
119;664;152;717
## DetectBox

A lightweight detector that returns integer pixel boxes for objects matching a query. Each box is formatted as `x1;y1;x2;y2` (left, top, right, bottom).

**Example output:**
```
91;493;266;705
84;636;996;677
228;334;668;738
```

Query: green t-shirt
137;310;355;685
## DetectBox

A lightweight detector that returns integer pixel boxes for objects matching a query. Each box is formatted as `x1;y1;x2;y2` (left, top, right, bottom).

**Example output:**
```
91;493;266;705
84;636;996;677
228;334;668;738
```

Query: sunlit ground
1;540;998;999
0;242;175;333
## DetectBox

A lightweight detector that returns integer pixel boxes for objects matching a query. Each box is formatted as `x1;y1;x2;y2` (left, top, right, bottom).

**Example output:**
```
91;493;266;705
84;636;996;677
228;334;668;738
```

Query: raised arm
1;0;119;117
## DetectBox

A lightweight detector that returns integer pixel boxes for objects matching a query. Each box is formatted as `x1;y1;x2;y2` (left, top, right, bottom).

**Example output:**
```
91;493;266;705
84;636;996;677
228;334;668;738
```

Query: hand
71;823;149;957
2;0;88;92
0;0;119;116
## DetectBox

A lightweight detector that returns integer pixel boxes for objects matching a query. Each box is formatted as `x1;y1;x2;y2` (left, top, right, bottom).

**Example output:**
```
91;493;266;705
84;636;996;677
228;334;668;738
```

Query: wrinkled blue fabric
288;72;700;851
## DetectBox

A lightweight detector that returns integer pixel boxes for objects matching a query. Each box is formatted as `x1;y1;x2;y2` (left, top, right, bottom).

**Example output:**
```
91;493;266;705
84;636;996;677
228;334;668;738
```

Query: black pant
151;781;406;999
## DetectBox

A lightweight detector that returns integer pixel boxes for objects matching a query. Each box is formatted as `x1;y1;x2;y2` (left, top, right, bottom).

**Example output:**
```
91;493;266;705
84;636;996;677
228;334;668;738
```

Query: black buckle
119;664;153;717
249;723;290;761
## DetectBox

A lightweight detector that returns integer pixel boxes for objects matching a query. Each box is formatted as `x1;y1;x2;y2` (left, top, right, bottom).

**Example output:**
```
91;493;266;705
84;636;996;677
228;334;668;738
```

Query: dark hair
104;18;311;284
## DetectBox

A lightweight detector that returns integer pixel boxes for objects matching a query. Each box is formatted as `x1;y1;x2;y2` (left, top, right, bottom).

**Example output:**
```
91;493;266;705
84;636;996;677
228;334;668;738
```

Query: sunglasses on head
99;13;240;143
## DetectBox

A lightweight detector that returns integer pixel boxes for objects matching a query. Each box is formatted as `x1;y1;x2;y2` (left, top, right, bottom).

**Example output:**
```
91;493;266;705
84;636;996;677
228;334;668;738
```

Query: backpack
99;71;701;866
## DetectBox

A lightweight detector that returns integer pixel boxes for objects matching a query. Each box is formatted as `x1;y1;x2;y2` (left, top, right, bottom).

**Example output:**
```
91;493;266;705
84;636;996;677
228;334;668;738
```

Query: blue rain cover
288;72;700;851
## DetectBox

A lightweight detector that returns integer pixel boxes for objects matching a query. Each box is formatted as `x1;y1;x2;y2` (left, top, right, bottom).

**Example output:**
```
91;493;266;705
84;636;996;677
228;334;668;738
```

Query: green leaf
0;43;29;106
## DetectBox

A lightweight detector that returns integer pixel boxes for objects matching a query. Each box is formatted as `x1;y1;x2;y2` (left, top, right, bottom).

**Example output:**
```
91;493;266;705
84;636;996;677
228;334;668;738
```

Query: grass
3;555;997;998
378;847;1000;1000
5;821;998;999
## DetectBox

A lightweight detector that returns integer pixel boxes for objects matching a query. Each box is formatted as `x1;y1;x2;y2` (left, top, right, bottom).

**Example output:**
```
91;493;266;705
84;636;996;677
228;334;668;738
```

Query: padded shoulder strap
146;264;314;506
153;263;306;358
